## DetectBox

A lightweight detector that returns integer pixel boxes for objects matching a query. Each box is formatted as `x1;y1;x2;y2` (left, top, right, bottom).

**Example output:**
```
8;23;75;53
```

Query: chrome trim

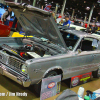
0;63;31;87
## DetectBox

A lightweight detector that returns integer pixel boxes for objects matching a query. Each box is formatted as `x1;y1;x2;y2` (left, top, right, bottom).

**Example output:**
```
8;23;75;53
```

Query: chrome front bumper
0;63;31;87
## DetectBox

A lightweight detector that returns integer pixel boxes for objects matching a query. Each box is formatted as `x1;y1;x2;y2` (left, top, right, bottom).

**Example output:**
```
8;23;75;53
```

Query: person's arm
66;20;71;27
59;19;64;24
2;11;8;21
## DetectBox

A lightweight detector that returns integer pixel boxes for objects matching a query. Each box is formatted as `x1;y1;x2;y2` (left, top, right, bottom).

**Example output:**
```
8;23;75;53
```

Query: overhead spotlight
84;1;86;3
93;18;96;19
98;12;100;15
97;0;100;3
86;7;90;10
51;1;53;3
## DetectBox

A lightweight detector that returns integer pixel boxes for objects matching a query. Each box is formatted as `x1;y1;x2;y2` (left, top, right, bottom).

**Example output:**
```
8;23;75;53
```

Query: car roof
64;30;100;39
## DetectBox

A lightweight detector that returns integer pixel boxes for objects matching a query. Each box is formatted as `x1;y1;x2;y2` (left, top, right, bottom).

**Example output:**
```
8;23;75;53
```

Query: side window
61;31;79;50
78;37;99;51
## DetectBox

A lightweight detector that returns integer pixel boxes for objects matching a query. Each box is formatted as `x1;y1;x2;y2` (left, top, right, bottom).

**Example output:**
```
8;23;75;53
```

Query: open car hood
6;2;67;49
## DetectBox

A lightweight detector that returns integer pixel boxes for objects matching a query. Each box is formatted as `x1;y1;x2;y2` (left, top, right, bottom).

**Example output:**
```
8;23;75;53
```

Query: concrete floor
0;74;100;100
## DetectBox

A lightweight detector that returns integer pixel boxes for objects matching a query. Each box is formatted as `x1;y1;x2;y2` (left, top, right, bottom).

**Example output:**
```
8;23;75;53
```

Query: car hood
6;2;67;49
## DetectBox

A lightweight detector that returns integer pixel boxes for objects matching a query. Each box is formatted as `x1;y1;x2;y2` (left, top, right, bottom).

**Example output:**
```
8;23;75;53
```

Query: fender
43;66;63;78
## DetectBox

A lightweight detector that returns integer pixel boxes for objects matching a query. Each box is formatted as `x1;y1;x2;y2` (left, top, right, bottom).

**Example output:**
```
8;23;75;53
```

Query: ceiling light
97;0;100;3
98;12;100;15
86;7;90;10
51;1;53;3
84;1;86;3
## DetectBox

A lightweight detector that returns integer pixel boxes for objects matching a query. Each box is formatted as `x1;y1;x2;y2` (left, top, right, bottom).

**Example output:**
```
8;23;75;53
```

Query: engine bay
0;43;51;61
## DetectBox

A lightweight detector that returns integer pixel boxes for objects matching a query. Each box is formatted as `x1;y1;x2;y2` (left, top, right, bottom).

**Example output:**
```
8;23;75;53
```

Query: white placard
92;39;98;47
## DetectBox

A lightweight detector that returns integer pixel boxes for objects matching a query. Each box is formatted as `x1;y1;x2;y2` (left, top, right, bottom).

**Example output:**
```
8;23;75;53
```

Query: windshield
61;31;79;50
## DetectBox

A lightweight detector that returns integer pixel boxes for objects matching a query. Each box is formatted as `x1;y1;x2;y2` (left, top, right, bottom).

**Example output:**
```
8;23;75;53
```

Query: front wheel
33;71;58;95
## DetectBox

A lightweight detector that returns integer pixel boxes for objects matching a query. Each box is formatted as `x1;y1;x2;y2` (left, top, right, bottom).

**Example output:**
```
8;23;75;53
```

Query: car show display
0;2;99;95
0;0;100;100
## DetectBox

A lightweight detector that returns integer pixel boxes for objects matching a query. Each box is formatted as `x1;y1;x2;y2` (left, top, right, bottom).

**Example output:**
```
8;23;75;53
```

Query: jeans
12;17;17;28
4;20;9;26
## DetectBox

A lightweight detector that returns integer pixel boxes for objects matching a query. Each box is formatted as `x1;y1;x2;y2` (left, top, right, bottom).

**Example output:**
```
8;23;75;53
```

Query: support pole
55;3;59;14
84;13;87;27
87;5;95;27
41;5;43;10
33;0;36;7
71;9;75;20
61;0;67;16
20;0;22;3
15;0;17;3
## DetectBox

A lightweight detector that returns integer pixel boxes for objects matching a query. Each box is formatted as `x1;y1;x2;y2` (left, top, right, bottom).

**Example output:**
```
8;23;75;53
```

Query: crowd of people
52;11;99;33
0;5;99;34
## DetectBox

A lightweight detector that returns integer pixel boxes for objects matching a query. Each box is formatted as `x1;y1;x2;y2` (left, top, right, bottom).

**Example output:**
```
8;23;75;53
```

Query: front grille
0;50;26;75
8;56;24;69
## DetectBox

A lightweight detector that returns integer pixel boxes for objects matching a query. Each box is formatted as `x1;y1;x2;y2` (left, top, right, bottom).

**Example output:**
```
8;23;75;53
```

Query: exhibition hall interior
0;0;100;100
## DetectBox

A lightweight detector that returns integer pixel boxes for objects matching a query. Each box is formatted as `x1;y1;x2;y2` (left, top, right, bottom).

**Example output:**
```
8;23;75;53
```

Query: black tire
34;71;58;95
44;71;58;78
92;69;99;78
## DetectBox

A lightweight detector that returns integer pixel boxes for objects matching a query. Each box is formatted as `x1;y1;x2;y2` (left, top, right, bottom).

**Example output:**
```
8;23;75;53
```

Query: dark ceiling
4;0;100;21
48;0;100;20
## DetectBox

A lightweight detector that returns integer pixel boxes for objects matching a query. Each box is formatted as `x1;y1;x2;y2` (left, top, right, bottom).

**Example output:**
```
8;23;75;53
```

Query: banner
40;75;61;100
44;4;52;11
71;72;92;88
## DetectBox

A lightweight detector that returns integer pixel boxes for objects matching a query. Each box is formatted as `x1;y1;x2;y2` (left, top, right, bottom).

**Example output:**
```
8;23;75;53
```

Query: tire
92;69;99;78
34;71;58;95
44;71;58;78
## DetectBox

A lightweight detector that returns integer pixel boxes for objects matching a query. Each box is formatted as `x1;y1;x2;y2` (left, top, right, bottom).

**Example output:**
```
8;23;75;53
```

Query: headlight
21;64;28;74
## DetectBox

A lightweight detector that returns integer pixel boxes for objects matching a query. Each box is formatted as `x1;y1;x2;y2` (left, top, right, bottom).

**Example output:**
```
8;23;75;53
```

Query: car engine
0;43;50;61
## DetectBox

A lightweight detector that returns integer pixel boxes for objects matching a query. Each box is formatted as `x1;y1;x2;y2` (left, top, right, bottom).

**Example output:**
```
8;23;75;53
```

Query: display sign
40;75;61;100
92;39;98;48
71;72;92;88
44;4;52;11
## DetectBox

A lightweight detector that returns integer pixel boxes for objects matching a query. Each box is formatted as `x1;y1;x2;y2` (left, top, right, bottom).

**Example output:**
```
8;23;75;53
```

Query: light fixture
98;12;100;15
93;18;96;19
84;1;86;3
51;1;53;3
97;0;100;3
86;7;90;10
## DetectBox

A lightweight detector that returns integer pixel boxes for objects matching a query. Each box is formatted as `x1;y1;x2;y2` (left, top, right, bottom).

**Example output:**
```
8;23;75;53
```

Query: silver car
0;2;100;94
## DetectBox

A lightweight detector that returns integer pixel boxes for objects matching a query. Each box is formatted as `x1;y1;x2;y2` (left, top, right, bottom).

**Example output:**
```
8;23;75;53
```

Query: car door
63;37;100;79
73;37;100;75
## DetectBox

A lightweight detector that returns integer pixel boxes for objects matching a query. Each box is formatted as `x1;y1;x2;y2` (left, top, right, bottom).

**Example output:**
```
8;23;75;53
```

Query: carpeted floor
0;74;100;100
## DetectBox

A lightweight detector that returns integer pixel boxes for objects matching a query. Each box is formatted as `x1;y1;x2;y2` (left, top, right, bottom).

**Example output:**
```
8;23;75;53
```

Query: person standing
2;7;12;26
63;15;71;28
